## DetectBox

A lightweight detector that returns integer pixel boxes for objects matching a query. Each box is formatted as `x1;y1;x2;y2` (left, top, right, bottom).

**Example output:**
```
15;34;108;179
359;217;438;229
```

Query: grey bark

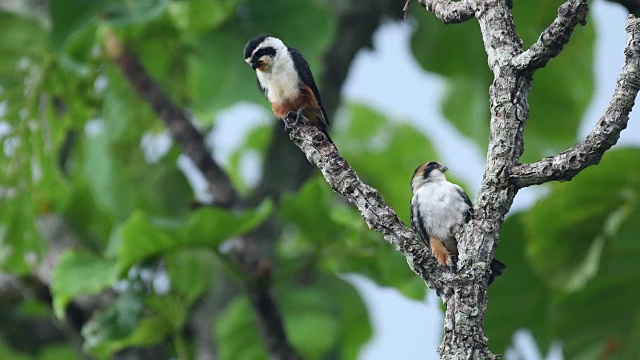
512;17;640;187
104;1;404;356
284;1;640;359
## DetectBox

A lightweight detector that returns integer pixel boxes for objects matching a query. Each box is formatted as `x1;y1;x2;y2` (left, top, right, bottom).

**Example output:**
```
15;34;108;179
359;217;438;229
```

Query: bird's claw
283;110;307;133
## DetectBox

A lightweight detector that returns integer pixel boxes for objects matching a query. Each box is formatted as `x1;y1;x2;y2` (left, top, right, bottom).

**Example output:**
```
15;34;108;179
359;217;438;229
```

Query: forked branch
512;0;589;72
512;15;640;187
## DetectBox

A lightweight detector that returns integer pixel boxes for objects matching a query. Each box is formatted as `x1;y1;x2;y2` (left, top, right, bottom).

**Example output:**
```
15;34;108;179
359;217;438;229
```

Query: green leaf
523;148;640;291
485;213;551;353
228;123;273;192
82;284;146;355
49;0;106;48
115;201;272;271
79;72;193;220
338;103;439;220
115;211;178;271
182;199;273;248
441;76;490;149
39;344;80;360
281;287;339;358
0;343;32;360
0;206;44;274
51;0;168;46
278;175;426;300
185;0;333;119
101;0;169;26
216;275;371;360
409;0;595;161
166;249;219;304
51;250;120;318
279;178;335;244
62;180;114;249
0;11;47;84
294;276;372;360
216;296;267;360
146;295;188;331
487;149;640;359
168;0;240;33
83;296;169;357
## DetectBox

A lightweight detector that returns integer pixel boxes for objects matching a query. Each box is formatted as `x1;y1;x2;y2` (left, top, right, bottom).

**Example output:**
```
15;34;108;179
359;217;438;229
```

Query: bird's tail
488;259;507;285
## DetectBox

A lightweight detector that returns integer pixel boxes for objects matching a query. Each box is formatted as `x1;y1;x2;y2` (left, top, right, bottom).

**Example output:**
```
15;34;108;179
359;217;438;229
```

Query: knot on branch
419;0;475;24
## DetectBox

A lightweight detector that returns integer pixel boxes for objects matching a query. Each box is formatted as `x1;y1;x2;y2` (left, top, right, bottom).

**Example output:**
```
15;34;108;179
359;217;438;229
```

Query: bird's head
244;34;286;72
411;161;448;191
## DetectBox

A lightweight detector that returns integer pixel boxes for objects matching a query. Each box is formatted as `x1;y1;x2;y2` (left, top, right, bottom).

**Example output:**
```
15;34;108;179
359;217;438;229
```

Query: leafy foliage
487;149;640;359
410;0;595;162
0;0;636;359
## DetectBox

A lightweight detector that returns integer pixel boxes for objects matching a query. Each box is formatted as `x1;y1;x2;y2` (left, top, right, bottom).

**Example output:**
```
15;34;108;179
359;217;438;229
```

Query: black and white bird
243;34;330;140
410;161;505;284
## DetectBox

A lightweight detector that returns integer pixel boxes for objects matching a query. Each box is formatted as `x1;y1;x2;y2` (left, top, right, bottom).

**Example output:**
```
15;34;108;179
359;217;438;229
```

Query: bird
410;161;506;284
243;34;331;141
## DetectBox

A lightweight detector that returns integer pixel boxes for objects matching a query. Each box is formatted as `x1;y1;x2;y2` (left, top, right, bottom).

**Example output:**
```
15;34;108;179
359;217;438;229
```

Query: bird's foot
283;110;307;133
448;256;458;272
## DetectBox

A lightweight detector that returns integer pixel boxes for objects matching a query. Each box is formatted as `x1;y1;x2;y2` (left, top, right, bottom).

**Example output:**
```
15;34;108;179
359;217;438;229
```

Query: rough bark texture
512;1;589;71
283;115;455;297
417;0;475;23
101;1;404;356
512;17;640;187
283;1;639;359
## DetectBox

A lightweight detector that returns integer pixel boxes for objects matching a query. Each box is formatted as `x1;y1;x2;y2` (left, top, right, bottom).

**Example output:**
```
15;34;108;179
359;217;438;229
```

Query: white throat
256;49;300;103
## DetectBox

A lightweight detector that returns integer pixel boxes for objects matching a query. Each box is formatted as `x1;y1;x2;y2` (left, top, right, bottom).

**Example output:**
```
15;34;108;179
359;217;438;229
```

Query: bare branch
104;32;302;360
283;116;455;297
513;0;589;72
227;241;302;360
512;15;640;188
418;0;476;24
104;32;237;207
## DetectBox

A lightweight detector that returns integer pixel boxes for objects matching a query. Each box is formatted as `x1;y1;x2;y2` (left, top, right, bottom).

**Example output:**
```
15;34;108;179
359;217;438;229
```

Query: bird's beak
440;165;449;172
250;61;261;70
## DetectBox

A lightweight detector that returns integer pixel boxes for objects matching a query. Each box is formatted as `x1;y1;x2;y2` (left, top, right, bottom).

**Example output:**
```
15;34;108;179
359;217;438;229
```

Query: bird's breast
414;184;467;240
257;65;300;104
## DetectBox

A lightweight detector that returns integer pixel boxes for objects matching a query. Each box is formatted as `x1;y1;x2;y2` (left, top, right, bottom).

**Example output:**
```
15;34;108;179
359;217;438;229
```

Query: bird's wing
454;185;474;222
288;47;329;126
410;198;430;244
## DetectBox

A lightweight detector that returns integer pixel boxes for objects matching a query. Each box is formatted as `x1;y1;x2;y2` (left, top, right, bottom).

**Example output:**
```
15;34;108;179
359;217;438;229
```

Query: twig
512;15;640;187
417;0;476;24
104;31;301;360
404;0;412;19
284;116;454;297
512;0;589;72
228;241;301;360
104;31;237;207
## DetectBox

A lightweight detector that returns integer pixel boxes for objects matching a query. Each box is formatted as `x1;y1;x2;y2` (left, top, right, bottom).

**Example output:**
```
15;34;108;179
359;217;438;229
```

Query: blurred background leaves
0;0;637;359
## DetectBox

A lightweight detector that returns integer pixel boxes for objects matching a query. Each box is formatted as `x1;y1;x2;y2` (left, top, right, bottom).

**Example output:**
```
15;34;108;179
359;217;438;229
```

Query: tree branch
283;116;455;298
227;240;301;360
512;0;589;72
417;0;476;24
512;15;640;188
419;0;528;358
104;32;301;360
104;32;237;207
